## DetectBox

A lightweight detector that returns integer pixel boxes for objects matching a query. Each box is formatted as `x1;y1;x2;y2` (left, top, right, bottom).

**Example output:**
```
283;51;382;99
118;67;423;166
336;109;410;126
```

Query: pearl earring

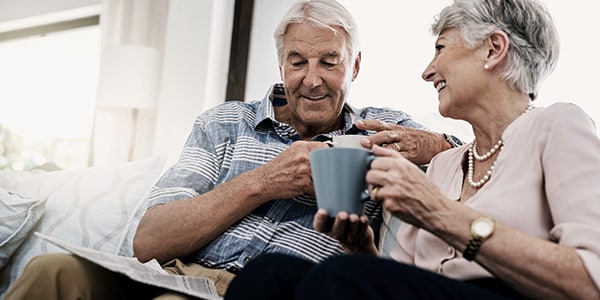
484;64;489;69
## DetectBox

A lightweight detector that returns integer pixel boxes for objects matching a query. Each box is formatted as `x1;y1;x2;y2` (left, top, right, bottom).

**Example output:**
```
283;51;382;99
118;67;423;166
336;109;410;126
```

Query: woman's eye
322;61;336;67
435;45;445;52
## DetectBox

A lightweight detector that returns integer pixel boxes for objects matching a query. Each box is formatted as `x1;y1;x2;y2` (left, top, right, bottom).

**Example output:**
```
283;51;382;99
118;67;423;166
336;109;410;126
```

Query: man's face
280;23;359;137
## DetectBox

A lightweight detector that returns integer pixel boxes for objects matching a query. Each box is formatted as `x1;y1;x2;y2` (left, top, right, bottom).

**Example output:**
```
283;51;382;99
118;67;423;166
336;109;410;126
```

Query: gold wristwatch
463;216;495;261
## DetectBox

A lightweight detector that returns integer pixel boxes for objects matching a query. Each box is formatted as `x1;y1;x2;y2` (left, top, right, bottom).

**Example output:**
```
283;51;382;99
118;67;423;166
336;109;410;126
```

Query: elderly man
5;0;459;298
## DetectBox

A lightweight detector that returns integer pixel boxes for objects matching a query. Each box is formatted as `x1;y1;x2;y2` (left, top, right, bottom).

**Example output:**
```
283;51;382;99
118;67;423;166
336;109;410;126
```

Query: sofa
0;156;166;297
0;154;402;298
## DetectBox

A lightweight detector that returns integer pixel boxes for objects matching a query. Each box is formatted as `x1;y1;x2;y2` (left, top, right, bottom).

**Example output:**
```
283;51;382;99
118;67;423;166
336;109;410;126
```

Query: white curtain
90;0;169;166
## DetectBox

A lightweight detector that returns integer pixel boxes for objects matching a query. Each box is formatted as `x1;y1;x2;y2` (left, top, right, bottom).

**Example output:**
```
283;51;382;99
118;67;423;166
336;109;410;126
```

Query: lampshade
96;45;160;110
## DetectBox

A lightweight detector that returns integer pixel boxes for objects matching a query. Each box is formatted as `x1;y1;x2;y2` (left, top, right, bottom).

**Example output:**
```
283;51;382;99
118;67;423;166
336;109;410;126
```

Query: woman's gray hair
274;0;360;66
431;0;560;100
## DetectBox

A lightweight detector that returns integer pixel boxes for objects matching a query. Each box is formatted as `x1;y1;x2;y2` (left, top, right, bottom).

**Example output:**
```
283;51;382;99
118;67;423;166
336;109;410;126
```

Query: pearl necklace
472;139;503;161
467;104;534;188
467;142;502;188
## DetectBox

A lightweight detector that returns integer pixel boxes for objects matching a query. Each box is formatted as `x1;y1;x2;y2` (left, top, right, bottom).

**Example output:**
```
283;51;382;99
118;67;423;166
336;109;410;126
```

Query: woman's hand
313;209;379;255
366;145;450;232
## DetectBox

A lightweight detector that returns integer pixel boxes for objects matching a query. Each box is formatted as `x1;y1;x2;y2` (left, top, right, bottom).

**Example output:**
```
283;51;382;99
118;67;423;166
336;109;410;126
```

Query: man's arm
355;119;462;165
133;141;328;264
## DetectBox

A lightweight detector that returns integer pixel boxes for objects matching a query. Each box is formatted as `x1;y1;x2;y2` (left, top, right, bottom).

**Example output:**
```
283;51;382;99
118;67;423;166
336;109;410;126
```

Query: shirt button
243;256;251;263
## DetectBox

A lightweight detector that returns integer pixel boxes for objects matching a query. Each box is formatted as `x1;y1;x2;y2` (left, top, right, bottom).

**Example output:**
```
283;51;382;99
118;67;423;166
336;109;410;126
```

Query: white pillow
0;156;165;297
0;188;46;267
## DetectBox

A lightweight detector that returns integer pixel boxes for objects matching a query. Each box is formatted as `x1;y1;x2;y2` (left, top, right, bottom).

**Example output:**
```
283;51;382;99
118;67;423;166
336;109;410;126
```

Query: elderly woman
225;0;600;299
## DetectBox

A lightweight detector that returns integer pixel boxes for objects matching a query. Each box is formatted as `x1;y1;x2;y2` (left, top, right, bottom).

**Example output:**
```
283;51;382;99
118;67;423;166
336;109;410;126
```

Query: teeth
436;81;446;92
306;95;325;100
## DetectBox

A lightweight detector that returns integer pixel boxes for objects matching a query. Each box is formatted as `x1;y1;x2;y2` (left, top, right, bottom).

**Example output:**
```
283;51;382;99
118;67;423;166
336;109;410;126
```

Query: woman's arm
367;136;600;300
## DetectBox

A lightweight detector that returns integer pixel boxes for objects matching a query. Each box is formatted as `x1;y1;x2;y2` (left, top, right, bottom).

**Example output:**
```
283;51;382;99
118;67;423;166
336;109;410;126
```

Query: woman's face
279;23;360;136
421;28;487;120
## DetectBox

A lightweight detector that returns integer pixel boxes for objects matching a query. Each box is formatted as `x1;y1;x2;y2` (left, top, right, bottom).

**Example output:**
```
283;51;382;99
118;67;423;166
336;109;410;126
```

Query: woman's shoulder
511;102;598;146
535;102;590;118
530;102;595;129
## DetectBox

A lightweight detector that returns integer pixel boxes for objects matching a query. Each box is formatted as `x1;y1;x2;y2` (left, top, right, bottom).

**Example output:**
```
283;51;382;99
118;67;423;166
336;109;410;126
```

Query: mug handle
361;154;376;202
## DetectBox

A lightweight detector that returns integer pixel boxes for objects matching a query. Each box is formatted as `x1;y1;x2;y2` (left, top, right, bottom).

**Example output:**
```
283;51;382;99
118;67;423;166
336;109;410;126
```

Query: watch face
449;135;463;146
473;219;494;236
443;133;463;147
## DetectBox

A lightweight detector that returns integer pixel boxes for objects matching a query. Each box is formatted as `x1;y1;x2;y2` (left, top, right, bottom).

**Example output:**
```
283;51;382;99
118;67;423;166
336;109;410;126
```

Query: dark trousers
225;253;527;300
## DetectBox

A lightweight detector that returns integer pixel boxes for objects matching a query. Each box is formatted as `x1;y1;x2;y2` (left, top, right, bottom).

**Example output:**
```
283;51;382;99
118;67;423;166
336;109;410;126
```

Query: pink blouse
390;103;600;289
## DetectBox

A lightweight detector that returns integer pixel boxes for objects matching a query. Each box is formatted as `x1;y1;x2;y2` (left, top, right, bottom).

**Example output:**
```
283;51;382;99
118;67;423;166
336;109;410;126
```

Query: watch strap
463;237;484;261
463;216;495;261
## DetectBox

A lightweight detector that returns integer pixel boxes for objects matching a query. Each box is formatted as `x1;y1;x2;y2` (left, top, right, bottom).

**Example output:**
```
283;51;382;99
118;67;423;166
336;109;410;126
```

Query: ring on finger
371;186;380;201
392;142;401;152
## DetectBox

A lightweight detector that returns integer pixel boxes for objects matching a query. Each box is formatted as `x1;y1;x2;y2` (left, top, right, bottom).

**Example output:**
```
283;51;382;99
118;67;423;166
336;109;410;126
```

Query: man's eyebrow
286;50;301;59
285;50;342;60
323;51;340;58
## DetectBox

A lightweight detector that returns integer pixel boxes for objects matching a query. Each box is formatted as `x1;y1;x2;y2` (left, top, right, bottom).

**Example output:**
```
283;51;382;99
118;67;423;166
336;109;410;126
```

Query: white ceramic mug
326;134;366;149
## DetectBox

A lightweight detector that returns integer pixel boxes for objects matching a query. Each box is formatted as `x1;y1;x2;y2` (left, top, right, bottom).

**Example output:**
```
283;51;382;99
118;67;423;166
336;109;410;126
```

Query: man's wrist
442;133;463;148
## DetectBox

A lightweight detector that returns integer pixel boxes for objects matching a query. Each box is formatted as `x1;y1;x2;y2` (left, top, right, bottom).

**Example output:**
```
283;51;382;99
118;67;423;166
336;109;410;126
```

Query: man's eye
435;45;445;51
291;61;305;67
322;61;336;67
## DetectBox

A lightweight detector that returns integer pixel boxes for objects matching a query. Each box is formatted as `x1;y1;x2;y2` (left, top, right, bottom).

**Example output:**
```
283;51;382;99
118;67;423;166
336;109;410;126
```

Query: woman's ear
484;30;510;69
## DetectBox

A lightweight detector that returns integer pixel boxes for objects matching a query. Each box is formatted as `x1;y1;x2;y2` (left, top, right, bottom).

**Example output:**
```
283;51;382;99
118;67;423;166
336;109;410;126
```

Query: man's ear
484;30;510;69
352;51;361;81
279;66;284;81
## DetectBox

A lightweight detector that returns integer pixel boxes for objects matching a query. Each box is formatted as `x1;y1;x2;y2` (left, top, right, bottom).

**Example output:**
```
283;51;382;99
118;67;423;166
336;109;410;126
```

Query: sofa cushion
379;209;402;258
0;188;46;267
0;156;165;297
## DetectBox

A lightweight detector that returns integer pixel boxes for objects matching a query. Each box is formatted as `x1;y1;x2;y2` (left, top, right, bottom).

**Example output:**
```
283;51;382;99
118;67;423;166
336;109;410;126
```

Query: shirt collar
254;83;367;136
254;84;281;129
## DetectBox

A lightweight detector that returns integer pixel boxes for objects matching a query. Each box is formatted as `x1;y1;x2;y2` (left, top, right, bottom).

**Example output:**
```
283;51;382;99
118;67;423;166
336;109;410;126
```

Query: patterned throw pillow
0;156;165;297
0;188;46;267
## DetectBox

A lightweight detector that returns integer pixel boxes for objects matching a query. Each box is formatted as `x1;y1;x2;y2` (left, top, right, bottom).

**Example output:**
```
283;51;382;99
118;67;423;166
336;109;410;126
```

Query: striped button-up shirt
147;83;426;272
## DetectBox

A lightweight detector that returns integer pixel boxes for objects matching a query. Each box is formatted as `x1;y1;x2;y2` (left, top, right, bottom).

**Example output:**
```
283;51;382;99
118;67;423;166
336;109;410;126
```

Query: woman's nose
422;60;435;81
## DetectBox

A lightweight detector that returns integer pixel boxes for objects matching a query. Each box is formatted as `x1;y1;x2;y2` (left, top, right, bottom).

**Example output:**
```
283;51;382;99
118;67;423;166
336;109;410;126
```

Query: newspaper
35;232;222;300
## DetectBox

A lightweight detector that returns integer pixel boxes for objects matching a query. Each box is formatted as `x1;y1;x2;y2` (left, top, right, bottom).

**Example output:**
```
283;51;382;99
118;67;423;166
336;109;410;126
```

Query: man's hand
313;209;378;255
356;119;451;165
253;140;328;201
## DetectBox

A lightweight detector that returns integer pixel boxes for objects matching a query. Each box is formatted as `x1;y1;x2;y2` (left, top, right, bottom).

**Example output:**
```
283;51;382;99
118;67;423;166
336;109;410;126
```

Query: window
0;25;100;170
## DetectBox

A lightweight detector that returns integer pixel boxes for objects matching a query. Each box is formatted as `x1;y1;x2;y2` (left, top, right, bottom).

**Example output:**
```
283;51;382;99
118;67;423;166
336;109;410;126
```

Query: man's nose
303;62;323;88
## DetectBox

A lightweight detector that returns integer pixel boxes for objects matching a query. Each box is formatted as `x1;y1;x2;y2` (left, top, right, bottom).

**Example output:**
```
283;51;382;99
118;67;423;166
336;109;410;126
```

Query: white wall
246;0;600;143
